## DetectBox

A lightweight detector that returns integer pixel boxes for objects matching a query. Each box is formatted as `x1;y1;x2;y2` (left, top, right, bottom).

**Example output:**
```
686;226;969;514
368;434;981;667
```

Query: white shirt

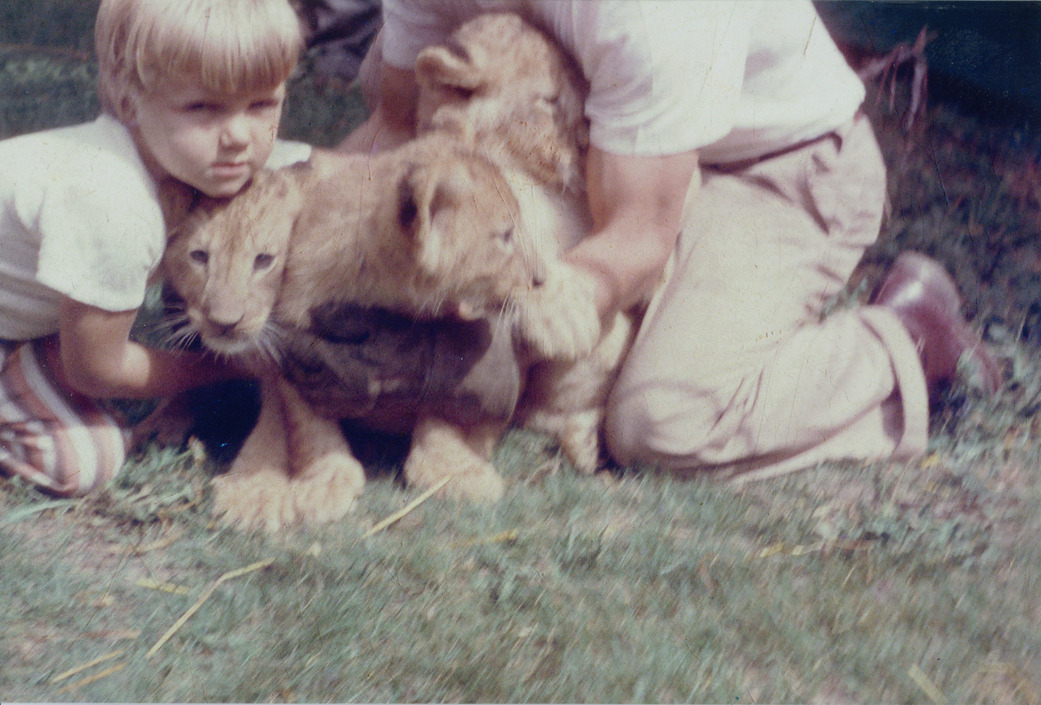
0;115;310;340
380;0;866;161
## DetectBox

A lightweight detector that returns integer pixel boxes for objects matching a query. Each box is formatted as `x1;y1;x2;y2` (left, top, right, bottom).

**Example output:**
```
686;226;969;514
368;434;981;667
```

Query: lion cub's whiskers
254;322;288;364
413;290;451;320
497;296;519;328
158;311;201;352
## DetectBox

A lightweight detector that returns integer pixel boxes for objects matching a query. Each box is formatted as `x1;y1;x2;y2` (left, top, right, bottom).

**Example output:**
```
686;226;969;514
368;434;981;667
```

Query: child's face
132;78;287;198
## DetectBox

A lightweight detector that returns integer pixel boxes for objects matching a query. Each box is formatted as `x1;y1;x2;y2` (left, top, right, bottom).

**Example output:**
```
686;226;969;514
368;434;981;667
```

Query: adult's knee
604;380;735;470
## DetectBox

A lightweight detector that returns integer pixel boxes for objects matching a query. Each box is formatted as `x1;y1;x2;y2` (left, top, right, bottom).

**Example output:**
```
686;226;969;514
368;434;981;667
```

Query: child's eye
185;102;220;114
254;253;275;271
249;98;282;112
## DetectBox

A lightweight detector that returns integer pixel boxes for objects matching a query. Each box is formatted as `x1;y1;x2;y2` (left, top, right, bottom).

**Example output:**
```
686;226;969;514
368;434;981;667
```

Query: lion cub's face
162;145;543;358
415;12;589;184
163;168;298;356
382;148;540;319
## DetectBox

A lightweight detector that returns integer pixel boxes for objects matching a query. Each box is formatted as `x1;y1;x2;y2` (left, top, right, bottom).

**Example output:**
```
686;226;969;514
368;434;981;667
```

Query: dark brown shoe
872;252;1001;396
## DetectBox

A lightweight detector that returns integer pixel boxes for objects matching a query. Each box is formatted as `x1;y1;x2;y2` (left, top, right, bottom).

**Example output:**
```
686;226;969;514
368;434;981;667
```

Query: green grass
3;3;1041;703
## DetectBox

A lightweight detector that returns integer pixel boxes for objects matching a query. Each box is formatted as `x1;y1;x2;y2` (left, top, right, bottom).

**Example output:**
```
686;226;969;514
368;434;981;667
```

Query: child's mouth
212;162;250;179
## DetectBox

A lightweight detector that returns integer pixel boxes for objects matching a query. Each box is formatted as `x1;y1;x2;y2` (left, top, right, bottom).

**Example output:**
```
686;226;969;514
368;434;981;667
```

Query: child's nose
219;112;251;149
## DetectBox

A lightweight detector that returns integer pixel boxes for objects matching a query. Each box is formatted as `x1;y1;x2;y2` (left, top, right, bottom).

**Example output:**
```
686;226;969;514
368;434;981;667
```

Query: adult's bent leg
605;116;929;480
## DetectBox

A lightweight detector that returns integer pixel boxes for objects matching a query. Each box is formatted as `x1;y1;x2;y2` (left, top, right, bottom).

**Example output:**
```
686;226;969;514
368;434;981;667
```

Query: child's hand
514;261;602;361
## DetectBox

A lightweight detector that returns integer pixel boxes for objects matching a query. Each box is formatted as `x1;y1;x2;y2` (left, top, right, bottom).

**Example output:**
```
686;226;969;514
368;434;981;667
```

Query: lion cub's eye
498;227;514;245
253;253;275;271
189;249;209;265
439;82;476;102
449;85;476;101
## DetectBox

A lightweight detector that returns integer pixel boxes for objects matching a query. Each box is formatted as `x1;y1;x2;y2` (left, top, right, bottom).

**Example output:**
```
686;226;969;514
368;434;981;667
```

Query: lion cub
413;12;657;476
164;131;595;531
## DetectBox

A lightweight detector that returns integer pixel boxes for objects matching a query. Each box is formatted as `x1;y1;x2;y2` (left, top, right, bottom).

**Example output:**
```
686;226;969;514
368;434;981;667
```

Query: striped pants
0;338;128;496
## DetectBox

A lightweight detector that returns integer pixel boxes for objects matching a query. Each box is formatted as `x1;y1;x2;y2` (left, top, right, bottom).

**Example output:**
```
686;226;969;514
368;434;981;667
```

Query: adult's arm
338;63;417;153
567;145;701;317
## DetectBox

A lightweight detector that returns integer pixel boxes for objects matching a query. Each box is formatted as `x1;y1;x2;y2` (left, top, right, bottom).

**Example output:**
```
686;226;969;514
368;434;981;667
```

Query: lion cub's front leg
277;377;365;525
404;416;506;502
211;379;295;533
520;309;639;474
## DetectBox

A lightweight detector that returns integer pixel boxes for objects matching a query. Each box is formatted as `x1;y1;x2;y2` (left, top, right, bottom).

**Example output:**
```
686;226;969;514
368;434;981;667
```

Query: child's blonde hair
95;0;305;122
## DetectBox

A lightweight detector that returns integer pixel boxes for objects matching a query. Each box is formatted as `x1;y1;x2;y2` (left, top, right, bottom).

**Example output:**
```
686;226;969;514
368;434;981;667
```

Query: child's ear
157;180;200;231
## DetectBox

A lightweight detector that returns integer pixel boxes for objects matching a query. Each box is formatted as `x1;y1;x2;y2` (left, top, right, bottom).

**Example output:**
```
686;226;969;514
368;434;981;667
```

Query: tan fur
166;132;538;356
163;13;637;529
415;12;589;196
164;132;549;530
415;12;659;477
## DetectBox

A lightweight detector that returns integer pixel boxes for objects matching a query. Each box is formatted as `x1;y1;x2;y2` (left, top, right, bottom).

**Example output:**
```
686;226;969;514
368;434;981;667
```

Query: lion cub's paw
449;464;506;503
405;452;505;503
557;410;604;475
211;466;294;533
289;455;365;525
526;407;604;475
515;262;601;361
403;417;505;503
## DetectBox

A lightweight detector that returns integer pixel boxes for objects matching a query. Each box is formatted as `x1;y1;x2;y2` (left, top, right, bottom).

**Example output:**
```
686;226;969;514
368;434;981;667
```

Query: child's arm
53;297;241;400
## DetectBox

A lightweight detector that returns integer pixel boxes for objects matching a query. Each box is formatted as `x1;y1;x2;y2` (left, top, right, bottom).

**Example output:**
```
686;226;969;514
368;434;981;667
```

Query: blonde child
0;0;311;496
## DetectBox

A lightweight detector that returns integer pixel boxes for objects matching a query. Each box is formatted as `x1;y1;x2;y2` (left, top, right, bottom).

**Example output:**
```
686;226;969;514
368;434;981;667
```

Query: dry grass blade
751;542;825;559
909;663;948;705
81;630;142;641
50;649;125;684
135;578;191;595
107;527;184;555
1;499;78;524
145;559;274;658
359;475;453;540
55;662;127;695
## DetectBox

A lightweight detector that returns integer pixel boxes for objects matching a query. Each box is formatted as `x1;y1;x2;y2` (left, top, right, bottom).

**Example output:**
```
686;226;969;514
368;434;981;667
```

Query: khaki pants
604;113;929;482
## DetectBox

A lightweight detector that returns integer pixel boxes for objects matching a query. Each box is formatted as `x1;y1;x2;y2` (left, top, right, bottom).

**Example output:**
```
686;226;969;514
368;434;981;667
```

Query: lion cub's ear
397;161;473;278
415;38;484;96
272;163;310;220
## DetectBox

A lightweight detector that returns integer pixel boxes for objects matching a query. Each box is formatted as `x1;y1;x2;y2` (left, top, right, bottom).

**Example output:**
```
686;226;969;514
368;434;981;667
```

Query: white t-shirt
0;115;310;340
380;0;866;161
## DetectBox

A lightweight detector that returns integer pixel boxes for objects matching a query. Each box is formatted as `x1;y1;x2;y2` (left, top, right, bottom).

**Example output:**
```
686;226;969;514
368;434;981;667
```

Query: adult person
323;0;1001;480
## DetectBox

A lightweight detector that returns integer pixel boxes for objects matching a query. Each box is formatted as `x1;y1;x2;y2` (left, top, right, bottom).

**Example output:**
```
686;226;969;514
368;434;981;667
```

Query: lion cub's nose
212;321;240;337
206;311;244;338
